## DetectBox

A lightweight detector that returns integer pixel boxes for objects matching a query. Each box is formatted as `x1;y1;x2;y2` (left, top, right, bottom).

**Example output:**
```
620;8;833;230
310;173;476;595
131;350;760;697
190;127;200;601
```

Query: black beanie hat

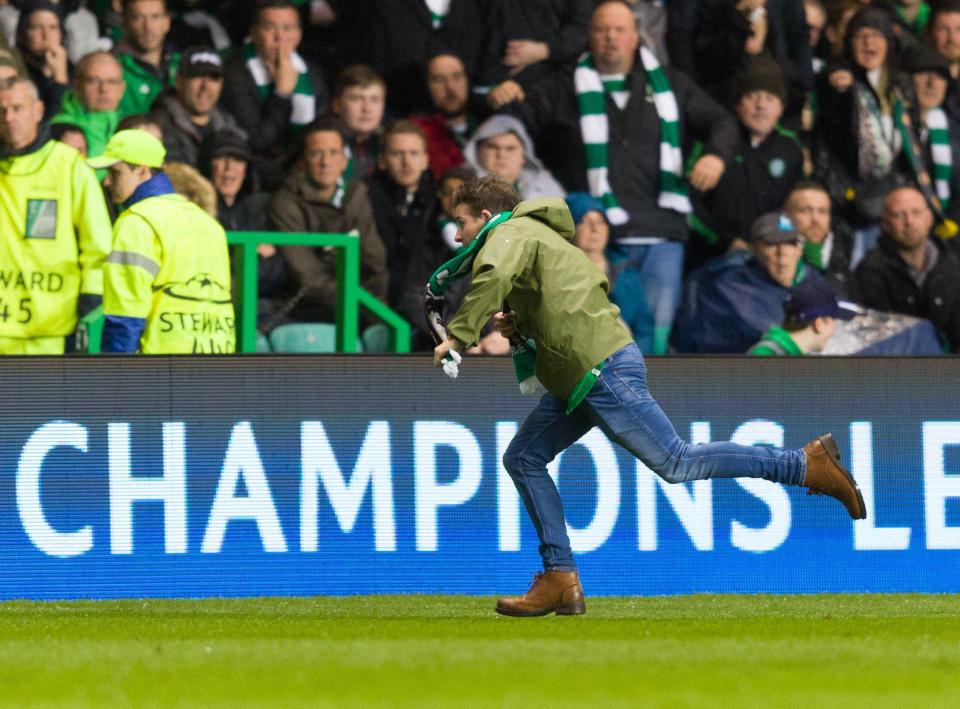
731;59;788;104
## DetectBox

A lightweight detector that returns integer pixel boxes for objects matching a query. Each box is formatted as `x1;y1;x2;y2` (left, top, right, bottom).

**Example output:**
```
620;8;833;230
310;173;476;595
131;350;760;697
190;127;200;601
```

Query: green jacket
51;91;119;158
447;198;633;400
747;326;805;356
116;52;178;118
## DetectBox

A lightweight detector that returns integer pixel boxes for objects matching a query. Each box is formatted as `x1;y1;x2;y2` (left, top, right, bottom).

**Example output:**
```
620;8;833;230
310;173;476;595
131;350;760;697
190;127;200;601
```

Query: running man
432;175;866;617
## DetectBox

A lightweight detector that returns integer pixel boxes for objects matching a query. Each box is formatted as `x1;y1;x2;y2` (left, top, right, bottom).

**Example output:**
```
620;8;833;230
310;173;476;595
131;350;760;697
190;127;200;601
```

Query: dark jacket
811;221;860;302
24;57;70;123
668;0;813;94
220;51;329;190
370;0;481;115
694;124;804;247
671;252;829;353
367;170;456;347
154;92;245;167
855;233;960;351
475;0;591;91
267;170;388;322
509;64;738;242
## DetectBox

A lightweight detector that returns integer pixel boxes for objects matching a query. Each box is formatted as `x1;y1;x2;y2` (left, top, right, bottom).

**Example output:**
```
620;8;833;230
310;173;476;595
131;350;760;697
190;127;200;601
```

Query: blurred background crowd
1;0;959;356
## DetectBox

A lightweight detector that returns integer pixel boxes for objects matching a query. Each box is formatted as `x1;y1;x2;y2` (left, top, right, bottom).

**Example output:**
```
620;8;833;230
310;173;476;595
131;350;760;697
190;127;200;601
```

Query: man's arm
349;182;389;301
446;225;532;347
71;154;112;310
101;213;160;353
267;186;337;306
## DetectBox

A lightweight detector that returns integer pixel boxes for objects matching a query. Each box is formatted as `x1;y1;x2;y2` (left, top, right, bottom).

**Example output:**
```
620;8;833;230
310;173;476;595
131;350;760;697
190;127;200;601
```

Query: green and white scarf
242;39;316;126
574;46;690;225
424;211;543;393
927;107;952;208
424;0;450;29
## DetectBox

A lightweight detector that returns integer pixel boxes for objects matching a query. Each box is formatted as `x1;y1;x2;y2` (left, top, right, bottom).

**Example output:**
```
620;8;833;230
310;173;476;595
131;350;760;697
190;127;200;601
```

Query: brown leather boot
803;434;867;520
495;571;586;617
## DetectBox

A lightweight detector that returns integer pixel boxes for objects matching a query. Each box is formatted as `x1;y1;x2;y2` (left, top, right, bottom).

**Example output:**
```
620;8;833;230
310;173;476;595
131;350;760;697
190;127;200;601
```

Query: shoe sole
495;601;587;617
819;434;867;520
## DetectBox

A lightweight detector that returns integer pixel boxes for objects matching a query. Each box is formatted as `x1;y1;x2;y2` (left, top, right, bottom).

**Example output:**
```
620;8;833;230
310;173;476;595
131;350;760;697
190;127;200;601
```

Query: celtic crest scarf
574;46;690;225
242;39;316;126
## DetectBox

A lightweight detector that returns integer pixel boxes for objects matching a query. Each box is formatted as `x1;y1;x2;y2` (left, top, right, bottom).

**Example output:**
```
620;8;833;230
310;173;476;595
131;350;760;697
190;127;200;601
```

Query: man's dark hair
50;122;84;140
256;0;299;23
782;317;814;332
931;0;960;23
301;115;347;152
334;64;385;98
122;0;168;15
453;175;520;217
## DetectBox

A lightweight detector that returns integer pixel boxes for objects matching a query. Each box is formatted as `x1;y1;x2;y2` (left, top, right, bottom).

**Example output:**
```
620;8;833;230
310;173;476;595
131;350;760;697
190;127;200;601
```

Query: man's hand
492;310;517;339
503;40;549;75
689;154;725;192
487;80;524;110
44;45;69;84
433;337;462;367
271;43;299;95
828;69;853;92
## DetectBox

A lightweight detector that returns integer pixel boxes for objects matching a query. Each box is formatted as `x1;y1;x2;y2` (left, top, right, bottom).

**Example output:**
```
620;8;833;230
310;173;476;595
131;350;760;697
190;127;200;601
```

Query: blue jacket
671;251;828;353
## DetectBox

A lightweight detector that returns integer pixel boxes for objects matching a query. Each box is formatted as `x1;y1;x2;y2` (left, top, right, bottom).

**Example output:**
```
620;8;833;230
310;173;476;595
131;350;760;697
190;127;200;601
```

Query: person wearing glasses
50;51;126;158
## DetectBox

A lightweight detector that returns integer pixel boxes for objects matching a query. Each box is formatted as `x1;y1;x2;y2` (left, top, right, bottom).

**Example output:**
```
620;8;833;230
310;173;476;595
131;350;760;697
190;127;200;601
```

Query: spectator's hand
257;243;277;258
689;154;725;192
272;43;298;96
487;80;524;110
503;40;549;75
736;0;765;11
828;69;853;92
492;310;517;339
479;330;511;355
434;337;462;366
44;44;69;84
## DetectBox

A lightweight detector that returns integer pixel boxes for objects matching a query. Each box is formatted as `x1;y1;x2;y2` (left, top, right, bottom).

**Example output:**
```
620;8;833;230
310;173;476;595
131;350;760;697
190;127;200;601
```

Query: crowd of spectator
1;0;959;355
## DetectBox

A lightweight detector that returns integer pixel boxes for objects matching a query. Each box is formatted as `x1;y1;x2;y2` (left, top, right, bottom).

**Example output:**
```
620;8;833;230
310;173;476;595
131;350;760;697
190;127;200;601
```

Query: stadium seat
268;323;341;353
255;334;271;353
361;323;391;353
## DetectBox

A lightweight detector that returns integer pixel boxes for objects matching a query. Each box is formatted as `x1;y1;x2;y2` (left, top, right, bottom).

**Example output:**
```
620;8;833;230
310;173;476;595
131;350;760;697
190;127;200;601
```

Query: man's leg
582;344;864;518
502;392;594;571
497;392;593;616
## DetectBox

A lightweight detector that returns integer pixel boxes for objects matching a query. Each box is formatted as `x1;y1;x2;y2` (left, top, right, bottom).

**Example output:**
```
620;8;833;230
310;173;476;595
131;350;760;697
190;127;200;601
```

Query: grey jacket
155;92;245;166
463;115;566;200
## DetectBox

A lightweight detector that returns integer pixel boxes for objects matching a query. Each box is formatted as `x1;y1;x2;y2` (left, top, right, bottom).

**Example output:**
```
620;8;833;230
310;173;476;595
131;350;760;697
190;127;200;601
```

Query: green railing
228;231;411;354
77;232;411;354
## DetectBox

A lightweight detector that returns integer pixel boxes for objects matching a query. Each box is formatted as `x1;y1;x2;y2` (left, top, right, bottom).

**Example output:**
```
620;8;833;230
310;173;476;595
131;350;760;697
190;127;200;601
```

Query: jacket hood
463;114;545;172
511;197;576;241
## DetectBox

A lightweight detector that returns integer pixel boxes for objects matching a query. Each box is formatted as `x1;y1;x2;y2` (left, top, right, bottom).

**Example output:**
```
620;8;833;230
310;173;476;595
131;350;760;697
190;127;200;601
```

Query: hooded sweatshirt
447;197;632;399
463;115;566;200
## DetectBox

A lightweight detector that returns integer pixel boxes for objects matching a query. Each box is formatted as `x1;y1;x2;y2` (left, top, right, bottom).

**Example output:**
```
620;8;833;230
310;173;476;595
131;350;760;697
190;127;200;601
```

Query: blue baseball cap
784;279;859;323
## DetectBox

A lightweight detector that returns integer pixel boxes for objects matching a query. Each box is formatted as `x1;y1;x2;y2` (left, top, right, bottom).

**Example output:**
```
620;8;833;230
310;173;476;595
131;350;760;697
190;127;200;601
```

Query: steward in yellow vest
90;130;235;353
0;77;111;354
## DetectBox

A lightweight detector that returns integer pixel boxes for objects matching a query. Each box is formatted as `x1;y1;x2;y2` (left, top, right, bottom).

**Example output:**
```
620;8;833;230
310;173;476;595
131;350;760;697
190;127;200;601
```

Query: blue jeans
608;241;684;354
502;343;807;571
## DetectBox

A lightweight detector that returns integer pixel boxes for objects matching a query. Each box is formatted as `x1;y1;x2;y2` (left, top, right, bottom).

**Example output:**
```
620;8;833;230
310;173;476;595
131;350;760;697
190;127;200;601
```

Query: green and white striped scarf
574;47;690;225
927;107;952;208
242;39;316;126
424;0;450;29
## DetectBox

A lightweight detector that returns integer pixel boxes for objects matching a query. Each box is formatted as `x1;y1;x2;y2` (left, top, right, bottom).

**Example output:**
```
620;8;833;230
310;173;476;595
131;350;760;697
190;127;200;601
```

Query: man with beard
115;0;177;116
154;46;245;166
411;52;485;181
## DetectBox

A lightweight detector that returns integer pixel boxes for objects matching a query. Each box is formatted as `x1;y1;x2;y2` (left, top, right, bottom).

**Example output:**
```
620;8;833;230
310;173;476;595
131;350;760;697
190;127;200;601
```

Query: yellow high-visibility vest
104;192;236;354
0;140;111;338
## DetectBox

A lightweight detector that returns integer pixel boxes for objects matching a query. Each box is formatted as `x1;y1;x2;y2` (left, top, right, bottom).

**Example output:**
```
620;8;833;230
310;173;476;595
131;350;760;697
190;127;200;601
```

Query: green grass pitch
2;594;959;707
